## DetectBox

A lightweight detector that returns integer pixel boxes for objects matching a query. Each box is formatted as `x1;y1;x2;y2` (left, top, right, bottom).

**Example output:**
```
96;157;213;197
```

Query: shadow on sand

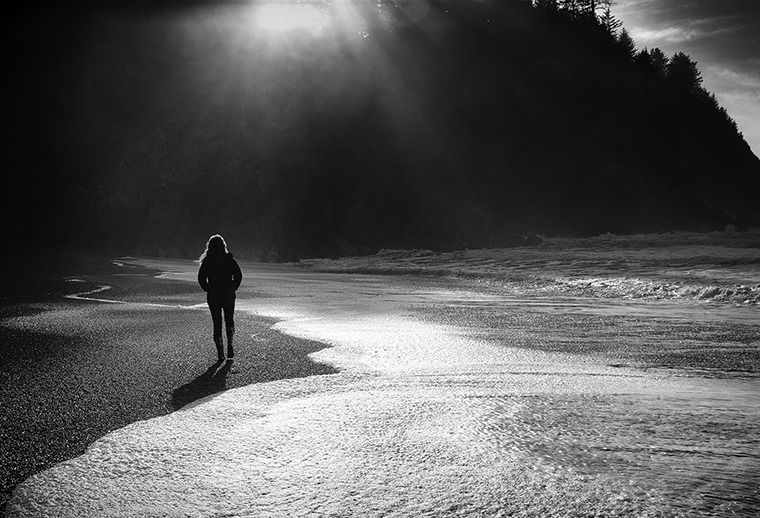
172;361;233;410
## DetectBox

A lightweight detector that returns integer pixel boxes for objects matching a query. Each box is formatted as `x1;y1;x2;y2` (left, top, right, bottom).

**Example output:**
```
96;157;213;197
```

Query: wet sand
3;242;759;516
0;247;336;513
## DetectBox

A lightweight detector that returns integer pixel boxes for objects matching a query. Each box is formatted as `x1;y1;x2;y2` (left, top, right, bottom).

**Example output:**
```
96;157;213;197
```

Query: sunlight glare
255;2;328;36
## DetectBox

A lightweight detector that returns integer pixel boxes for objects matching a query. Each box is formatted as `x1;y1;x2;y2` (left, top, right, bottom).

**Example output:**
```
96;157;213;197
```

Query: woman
197;234;243;362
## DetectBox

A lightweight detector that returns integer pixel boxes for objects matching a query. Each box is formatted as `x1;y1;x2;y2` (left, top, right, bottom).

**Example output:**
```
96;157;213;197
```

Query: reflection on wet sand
234;261;760;516
7;241;760;517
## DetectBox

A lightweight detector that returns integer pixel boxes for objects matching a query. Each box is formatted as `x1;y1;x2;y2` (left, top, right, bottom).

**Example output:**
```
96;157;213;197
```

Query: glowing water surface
8;240;760;517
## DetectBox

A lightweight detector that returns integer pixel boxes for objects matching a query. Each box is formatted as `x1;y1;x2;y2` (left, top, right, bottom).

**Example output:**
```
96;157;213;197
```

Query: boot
226;327;235;360
215;336;225;363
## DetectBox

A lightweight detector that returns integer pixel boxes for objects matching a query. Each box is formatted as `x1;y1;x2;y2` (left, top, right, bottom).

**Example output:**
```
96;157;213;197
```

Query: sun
254;1;329;36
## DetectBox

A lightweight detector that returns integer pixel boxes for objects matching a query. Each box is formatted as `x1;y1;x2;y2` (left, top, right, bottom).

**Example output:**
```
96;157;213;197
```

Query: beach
3;234;759;516
0;247;335;514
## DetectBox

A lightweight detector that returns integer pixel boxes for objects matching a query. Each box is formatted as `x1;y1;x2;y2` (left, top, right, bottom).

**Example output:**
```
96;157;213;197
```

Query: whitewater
7;232;760;517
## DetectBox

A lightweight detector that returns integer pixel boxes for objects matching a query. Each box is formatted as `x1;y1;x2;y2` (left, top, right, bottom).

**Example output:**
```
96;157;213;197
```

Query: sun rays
253;1;331;36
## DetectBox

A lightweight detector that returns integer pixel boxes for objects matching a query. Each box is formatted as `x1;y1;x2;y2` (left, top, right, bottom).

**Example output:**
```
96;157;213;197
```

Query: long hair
197;234;228;263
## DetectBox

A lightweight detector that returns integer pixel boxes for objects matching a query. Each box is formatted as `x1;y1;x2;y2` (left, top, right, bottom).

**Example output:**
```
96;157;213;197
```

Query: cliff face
8;1;760;259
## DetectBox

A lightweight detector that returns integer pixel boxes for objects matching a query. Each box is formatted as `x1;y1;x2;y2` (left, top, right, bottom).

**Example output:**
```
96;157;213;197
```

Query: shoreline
4;245;760;516
0;253;337;514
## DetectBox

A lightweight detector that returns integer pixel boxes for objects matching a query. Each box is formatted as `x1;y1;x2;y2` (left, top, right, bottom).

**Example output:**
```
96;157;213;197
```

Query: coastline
0;250;336;514
4;238;758;516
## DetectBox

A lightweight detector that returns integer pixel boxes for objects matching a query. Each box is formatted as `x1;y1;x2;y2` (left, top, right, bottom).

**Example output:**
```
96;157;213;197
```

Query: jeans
208;294;235;340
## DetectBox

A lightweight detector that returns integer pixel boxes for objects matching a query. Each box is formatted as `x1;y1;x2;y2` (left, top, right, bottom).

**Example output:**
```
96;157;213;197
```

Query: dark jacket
198;253;242;298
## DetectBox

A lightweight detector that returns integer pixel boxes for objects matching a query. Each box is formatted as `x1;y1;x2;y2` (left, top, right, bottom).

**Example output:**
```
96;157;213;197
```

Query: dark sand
0;246;336;514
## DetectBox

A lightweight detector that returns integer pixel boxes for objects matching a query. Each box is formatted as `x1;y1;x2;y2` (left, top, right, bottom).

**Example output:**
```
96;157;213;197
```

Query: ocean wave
547;277;760;305
300;232;760;306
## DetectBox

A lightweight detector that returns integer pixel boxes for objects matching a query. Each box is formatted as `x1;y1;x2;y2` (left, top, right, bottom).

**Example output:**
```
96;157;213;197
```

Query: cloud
706;65;760;90
613;0;667;18
630;26;700;45
628;15;744;46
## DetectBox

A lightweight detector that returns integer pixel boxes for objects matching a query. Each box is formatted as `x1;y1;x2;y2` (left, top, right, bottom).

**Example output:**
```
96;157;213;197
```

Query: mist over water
8;234;759;516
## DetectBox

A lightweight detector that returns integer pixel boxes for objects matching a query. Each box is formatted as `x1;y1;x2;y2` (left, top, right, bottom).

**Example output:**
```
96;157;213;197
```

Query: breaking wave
300;231;760;306
546;276;760;305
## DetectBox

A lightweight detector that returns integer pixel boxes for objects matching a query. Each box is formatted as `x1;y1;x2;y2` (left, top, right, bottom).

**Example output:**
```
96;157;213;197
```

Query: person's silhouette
197;234;242;362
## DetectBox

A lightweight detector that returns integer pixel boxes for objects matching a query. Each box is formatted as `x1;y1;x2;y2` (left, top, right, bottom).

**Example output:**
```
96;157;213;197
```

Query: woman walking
197;234;243;362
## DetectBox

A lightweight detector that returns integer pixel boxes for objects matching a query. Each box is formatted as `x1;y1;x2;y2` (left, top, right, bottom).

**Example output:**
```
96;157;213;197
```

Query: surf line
65;285;204;310
65;285;121;303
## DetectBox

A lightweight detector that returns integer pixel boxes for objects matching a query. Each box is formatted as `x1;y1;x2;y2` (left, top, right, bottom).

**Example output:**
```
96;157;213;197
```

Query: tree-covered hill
9;0;760;259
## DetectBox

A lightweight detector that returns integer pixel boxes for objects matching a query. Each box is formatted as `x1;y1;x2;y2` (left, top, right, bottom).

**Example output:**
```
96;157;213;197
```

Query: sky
612;0;760;158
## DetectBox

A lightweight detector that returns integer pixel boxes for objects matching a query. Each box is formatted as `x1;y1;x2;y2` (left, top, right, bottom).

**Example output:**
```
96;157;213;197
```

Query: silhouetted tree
555;0;614;22
667;51;703;97
632;47;668;95
598;1;621;35
616;28;636;61
581;0;612;20
557;0;581;18
650;47;669;77
704;92;741;135
633;48;655;90
10;0;759;254
534;0;559;15
634;48;652;69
